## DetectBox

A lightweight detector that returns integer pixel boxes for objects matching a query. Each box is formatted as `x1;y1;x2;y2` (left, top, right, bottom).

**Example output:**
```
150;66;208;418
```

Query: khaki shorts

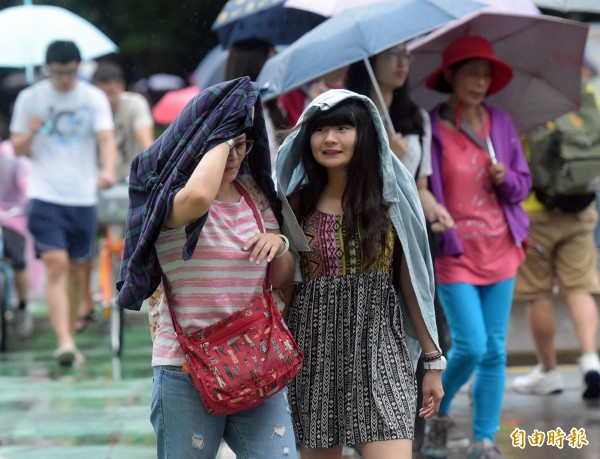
514;204;600;300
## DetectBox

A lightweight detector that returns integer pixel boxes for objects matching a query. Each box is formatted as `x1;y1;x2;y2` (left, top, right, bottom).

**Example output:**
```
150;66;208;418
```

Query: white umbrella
477;0;540;13
0;4;118;82
408;11;589;133
533;0;600;12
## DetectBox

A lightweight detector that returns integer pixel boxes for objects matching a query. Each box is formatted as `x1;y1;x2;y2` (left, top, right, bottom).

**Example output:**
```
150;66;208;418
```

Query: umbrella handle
479;108;498;165
363;57;396;135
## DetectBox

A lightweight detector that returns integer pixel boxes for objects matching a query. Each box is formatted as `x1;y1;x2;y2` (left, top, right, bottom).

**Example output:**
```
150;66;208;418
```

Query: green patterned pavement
0;304;239;459
0;305;156;459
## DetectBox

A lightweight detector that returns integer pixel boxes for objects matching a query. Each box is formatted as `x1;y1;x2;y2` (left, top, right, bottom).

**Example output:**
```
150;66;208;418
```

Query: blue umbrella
212;0;325;48
256;0;485;132
194;44;288;90
194;45;229;89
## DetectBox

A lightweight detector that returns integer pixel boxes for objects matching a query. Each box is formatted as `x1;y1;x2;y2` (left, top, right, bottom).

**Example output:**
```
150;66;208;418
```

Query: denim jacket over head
429;104;531;257
275;89;441;364
117;77;279;311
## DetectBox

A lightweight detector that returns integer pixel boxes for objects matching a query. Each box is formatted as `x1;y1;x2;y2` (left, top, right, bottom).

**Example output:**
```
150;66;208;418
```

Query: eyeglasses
228;139;254;158
382;51;411;65
48;68;78;79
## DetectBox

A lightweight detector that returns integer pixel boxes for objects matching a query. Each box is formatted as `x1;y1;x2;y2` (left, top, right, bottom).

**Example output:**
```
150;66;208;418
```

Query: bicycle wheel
0;268;8;353
110;251;124;357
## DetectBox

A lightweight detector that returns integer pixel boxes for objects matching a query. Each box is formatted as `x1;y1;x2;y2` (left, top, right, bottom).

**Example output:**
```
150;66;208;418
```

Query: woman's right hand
419;370;444;419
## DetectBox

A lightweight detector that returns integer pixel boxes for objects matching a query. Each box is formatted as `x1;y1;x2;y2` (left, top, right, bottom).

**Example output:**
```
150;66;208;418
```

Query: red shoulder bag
162;181;303;416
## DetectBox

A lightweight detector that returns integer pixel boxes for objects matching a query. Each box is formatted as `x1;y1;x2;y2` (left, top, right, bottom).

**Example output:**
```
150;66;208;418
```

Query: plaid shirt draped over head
117;77;281;311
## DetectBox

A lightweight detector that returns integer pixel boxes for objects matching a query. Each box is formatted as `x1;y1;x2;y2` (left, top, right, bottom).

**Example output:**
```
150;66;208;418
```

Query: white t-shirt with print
10;79;114;205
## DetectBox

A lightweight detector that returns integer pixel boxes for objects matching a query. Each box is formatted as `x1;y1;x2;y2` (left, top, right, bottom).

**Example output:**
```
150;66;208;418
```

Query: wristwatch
423;356;446;371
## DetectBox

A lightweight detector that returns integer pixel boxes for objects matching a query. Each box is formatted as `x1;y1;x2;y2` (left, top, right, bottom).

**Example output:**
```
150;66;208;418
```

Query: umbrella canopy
285;0;540;15
533;0;600;12
477;0;540;13
257;0;485;103
0;4;117;80
152;86;200;125
283;0;392;16
194;45;229;90
212;0;324;48
193;44;288;90
407;11;589;133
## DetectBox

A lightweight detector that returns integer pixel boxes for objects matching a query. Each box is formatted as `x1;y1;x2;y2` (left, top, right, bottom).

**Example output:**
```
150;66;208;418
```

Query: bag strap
162;179;273;336
439;104;497;163
161;274;183;336
232;180;273;290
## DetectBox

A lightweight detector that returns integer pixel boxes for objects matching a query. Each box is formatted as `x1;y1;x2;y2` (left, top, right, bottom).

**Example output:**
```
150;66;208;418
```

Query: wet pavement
1;302;599;459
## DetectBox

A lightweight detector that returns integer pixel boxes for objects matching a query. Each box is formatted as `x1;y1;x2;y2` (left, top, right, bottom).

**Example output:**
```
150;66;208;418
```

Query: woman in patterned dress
276;90;445;459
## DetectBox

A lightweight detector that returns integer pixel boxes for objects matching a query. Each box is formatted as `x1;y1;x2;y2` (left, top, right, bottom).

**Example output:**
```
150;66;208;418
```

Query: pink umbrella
152;86;200;125
408;11;588;133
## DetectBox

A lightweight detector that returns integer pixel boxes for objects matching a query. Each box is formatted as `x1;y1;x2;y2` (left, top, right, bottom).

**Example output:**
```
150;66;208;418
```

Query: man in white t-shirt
10;41;117;366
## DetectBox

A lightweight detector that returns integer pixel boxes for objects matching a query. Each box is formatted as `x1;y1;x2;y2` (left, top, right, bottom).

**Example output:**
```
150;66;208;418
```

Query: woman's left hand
243;233;285;264
419;370;444;419
388;132;409;160
489;161;506;185
426;203;455;233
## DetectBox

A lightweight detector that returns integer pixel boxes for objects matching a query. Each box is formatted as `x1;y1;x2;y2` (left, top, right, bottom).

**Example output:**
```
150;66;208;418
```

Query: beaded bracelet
422;351;443;362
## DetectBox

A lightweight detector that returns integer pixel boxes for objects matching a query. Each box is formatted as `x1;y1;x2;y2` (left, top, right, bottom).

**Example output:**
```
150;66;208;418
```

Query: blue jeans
436;278;515;442
151;366;298;459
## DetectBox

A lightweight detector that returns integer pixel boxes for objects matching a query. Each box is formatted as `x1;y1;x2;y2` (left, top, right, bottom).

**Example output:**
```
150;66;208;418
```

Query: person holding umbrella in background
421;36;530;459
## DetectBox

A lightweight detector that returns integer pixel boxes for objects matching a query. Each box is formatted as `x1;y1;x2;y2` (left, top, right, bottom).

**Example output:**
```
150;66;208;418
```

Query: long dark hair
293;98;390;267
346;56;424;137
224;38;287;132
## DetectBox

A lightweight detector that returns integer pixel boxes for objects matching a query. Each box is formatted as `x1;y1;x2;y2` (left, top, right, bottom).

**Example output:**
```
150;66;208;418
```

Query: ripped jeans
151;365;298;459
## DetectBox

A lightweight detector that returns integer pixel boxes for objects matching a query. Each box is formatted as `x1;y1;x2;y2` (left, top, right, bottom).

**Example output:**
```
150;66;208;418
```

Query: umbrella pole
363;57;395;135
25;66;34;84
24;0;33;82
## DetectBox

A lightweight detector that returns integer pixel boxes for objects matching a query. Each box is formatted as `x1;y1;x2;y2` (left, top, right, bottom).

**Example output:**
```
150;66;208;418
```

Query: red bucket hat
425;36;513;96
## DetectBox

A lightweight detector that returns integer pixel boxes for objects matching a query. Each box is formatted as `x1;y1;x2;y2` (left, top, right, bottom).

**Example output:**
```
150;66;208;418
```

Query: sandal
53;347;76;366
74;310;98;333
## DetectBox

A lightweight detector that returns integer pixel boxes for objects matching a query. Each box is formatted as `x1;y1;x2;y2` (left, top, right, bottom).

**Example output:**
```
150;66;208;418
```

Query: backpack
527;88;600;212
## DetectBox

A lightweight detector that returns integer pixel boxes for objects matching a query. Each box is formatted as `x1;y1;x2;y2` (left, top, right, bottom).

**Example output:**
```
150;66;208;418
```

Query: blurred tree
1;0;226;84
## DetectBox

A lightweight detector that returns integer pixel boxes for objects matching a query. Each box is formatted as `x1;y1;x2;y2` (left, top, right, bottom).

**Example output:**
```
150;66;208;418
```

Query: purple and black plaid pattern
117;77;280;311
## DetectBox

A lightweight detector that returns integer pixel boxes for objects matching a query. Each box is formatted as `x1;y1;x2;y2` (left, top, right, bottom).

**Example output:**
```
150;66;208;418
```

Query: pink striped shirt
152;179;278;366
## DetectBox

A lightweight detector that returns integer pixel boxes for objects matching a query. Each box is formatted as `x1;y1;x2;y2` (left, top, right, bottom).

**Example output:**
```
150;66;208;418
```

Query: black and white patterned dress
287;210;416;448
